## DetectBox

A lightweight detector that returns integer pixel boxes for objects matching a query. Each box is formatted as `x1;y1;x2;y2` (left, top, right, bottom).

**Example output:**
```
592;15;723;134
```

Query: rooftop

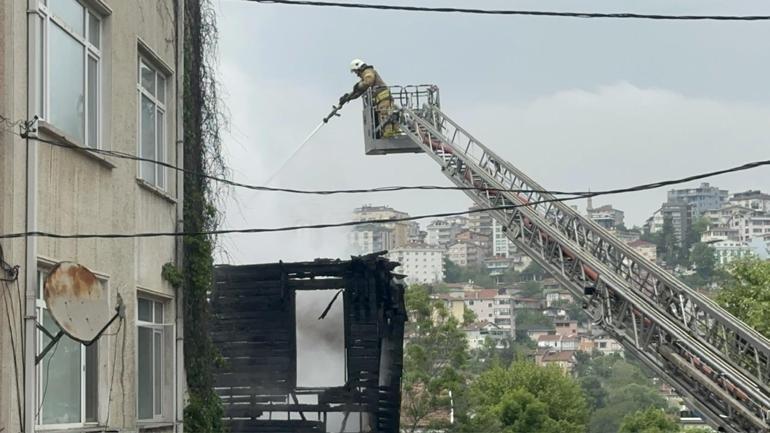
541;351;576;362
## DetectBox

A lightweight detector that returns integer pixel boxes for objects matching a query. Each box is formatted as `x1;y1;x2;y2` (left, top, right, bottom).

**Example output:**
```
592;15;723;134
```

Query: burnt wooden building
210;253;406;433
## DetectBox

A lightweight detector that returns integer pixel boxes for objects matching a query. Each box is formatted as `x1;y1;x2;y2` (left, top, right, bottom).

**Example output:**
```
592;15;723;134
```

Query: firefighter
338;59;398;138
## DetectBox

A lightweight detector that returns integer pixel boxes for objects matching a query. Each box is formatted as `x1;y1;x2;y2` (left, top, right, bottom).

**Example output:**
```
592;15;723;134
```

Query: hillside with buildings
353;184;770;432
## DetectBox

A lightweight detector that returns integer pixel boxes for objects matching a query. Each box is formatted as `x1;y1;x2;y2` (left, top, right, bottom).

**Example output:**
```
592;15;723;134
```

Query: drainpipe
173;0;185;431
24;0;42;431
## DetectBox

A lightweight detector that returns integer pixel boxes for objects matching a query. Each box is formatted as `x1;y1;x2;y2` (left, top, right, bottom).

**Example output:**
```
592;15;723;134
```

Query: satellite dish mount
35;262;125;364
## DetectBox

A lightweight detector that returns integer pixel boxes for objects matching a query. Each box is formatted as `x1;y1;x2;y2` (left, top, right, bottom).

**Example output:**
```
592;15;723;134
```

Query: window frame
136;294;171;422
136;55;169;190
37;0;102;148
35;268;101;428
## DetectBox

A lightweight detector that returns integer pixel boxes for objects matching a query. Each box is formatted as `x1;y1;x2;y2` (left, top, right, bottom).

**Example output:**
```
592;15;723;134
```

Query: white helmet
350;58;365;73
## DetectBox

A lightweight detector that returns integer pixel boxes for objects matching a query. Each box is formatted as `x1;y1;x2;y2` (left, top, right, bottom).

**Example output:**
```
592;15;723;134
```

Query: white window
137;296;170;421
37;0;102;148
137;57;168;189
36;271;99;426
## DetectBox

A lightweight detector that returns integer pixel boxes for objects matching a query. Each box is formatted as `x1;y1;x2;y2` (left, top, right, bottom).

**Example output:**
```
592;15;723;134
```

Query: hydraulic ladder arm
364;85;770;433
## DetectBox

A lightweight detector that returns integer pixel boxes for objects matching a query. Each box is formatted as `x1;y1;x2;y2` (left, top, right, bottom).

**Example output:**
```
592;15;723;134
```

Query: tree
463;307;478;326
685;217;710;249
619;408;679;433
590;384;670;433
464;361;590;433
520;280;544;298
445;257;465;283
515;310;553;331
689;243;716;281
520;262;547;281
402;285;470;432
716;258;770;338
579;375;608;410
656;215;679;266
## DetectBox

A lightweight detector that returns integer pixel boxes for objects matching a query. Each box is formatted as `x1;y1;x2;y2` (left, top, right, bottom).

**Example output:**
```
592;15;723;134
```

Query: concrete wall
1;0;183;432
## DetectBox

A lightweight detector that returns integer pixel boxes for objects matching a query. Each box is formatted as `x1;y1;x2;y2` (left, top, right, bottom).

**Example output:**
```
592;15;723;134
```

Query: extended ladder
365;85;770;433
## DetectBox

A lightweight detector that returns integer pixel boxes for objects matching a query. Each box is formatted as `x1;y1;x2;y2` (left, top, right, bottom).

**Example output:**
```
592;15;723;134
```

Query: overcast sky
214;0;770;265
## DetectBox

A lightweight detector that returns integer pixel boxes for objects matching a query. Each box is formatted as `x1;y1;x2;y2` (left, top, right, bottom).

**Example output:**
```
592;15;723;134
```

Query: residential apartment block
647;201;693;247
667;182;728;218
1;1;185;431
587;201;625;230
353;205;411;248
388;243;445;284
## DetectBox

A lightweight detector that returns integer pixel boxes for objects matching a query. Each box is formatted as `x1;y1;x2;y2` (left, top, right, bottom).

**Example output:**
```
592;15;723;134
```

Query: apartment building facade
0;1;185;432
667;182;728;218
388;243;445;284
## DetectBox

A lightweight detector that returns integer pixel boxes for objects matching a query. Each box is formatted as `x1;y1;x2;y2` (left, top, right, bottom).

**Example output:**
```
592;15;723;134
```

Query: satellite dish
44;262;112;343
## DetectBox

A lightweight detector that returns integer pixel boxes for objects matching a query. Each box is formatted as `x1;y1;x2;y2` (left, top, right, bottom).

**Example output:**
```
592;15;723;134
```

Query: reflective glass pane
154;301;163;324
156;112;165;189
49;24;85;144
37;15;44;117
153;332;162;415
87;56;98;148
88;12;99;49
157;76;166;105
140;62;155;96
137;327;153;419
50;0;84;36
41;310;82;425
85;344;98;422
138;298;152;322
140;94;156;184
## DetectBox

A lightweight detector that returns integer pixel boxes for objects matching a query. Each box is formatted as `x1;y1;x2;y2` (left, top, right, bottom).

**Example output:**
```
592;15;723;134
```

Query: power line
249;0;770;21
24;133;770;200
27;134;580;196
0;198;580;239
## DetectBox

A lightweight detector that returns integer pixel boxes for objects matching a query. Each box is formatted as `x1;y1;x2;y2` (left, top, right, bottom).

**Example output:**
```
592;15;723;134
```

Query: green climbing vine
182;0;227;431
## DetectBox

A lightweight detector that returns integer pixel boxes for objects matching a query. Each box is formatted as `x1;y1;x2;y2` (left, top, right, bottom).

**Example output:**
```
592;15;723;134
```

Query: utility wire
1;153;770;240
36;337;61;422
0;197;585;239
249;0;770;21
27;134;582;196
23;133;770;199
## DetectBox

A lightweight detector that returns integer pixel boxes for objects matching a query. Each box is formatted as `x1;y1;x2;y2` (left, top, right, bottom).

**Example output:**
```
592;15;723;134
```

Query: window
37;0;102;148
36;270;98;426
137;296;168;420
137;57;168;189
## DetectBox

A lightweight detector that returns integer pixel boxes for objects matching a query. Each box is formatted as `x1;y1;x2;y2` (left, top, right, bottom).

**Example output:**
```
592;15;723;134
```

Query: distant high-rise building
729;190;770;214
388;244;445;284
349;224;395;255
426;219;463;247
667;182;728;218
492;219;516;257
647;201;693;247
468;205;494;256
352;205;411;248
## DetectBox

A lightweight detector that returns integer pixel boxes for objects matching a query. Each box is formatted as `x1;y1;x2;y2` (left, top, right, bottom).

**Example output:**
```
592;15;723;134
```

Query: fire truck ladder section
363;85;770;433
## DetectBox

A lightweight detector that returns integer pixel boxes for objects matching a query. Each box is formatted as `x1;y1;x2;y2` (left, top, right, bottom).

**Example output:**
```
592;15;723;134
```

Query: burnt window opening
211;253;406;433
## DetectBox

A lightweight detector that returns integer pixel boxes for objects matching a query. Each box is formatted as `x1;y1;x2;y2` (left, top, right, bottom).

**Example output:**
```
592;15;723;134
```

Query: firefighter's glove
338;94;350;106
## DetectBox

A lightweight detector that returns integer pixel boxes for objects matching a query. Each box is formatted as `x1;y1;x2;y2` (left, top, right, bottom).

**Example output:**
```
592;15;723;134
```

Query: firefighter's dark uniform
342;65;398;138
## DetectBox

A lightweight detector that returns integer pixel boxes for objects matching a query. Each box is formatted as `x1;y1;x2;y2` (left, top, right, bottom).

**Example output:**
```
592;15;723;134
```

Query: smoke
295;289;346;388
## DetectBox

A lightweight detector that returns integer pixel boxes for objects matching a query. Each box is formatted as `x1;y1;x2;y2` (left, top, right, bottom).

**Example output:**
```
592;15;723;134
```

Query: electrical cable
35;336;61;422
26;134;582;196
248;0;770;21
22;133;770;200
0;196;579;239
105;317;124;426
2;146;770;241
